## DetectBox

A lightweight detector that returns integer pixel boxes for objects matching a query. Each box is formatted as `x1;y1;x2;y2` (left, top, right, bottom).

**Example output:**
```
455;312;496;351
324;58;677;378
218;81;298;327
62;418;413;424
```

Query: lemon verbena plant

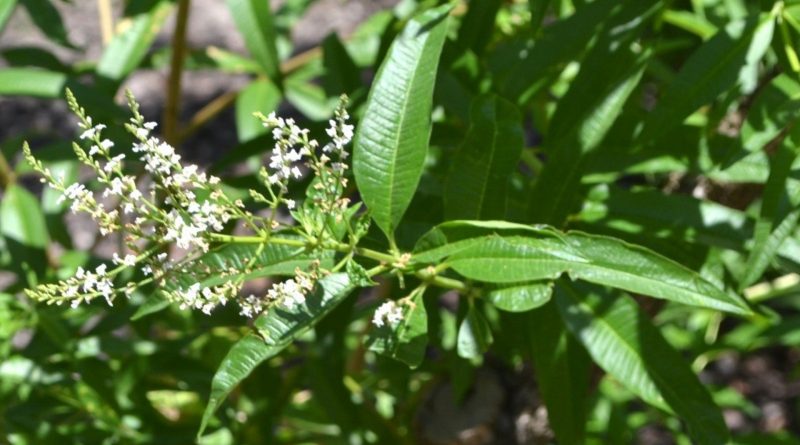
13;2;790;443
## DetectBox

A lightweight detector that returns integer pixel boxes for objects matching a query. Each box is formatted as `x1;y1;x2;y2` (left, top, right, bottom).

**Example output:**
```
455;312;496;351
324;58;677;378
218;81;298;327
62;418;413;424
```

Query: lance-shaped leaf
227;0;282;82
497;0;616;102
525;302;589;445
353;4;451;241
447;232;751;315
740;140;800;290
368;292;428;367
554;282;729;445
0;68;66;98
0;185;49;275
1;184;49;249
20;0;75;49
444;94;524;220
413;219;554;263
741;74;800;152
235;79;281;142
198;273;355;436
526;3;654;225
96;1;173;82
641;13;775;143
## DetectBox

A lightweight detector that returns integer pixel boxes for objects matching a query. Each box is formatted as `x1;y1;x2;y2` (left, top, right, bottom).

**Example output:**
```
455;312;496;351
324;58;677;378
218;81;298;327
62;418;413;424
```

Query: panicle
24;89;356;319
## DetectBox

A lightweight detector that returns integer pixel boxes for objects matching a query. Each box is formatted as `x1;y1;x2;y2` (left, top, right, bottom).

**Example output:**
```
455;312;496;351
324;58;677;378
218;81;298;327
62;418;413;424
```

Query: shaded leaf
555;282;729;445
444;94;524;220
525;302;589;445
19;0;75;48
322;33;361;96
740;140;800;289
641;13;775;143
741;74;800;152
199;273;355;436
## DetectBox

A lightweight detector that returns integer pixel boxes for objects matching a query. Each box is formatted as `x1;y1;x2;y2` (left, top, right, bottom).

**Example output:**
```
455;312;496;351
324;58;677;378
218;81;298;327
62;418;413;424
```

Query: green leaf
1;184;49;275
353;4;451;241
577;186;751;252
741;74;800;152
0;68;66;97
199;273;355;436
321;33;361;96
526;4;653;225
447;231;752;315
456;302;493;360
487;282;552;312
444;94;524;220
525;302;589;445
641;13;775;143
96;1;173;82
1;184;48;249
0;0;16;32
19;0;75;49
453;0;501;55
1;47;69;72
662;9;718;39
368;292;428;368
528;0;552;35
740;140;800;289
227;0;282;82
198;334;272;436
554;282;729;445
413;219;550;264
235;79;281;142
498;0;617;102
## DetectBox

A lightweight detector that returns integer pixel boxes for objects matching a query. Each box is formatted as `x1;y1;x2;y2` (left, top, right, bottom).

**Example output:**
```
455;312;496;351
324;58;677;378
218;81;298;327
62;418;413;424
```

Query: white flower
112;253;137;267
80;124;106;140
373;301;404;327
103;154;125;173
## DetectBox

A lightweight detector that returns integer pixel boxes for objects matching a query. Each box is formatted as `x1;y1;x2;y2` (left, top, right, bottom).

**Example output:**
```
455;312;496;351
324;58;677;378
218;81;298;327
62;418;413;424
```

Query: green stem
207;233;469;291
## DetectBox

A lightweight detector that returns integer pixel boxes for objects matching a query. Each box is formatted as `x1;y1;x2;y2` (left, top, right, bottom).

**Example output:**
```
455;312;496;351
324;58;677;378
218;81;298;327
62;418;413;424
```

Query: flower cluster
372;301;404;327
23;90;356;319
240;269;317;318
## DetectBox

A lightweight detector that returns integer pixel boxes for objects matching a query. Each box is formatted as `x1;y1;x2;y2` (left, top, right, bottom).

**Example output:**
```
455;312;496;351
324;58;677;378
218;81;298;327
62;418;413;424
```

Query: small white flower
80;124;106;140
373;301;404;327
112;253;137;267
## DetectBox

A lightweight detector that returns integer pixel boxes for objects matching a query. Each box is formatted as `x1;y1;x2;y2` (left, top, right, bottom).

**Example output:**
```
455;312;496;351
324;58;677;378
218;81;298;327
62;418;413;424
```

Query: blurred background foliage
1;0;800;444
